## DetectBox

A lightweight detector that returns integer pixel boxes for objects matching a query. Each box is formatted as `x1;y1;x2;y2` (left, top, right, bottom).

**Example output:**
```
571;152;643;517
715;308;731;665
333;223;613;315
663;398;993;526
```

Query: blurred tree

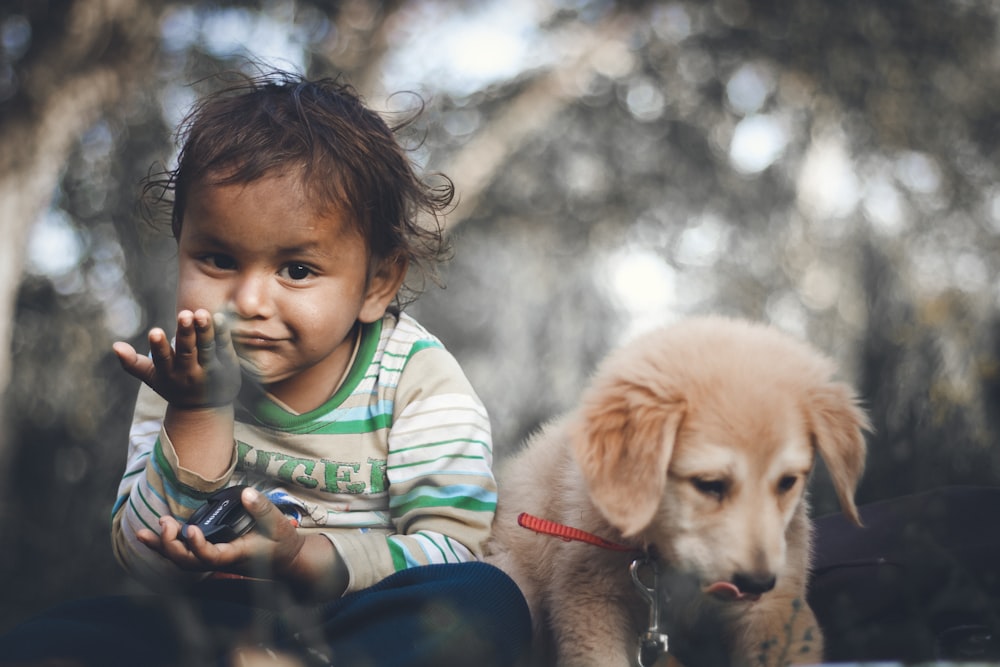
0;0;161;466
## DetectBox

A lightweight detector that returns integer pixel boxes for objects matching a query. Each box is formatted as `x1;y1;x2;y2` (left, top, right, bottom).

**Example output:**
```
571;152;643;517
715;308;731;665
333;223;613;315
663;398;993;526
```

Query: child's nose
229;273;275;319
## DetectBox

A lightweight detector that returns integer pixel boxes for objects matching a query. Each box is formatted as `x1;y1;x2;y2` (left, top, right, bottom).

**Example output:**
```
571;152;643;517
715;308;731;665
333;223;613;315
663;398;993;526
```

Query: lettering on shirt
236;442;388;494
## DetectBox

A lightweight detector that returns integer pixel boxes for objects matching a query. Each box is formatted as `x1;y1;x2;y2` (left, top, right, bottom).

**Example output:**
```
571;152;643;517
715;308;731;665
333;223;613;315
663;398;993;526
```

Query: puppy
486;316;869;667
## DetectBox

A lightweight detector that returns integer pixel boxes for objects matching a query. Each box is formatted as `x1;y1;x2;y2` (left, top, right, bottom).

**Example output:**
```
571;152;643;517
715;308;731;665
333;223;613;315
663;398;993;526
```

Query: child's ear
359;255;408;323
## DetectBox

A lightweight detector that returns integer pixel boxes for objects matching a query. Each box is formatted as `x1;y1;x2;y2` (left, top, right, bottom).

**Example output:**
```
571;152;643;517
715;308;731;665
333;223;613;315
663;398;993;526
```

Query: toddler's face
174;171;399;411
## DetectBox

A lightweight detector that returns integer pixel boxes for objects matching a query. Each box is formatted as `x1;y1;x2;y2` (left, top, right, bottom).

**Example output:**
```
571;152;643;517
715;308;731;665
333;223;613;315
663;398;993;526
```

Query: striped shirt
111;312;496;593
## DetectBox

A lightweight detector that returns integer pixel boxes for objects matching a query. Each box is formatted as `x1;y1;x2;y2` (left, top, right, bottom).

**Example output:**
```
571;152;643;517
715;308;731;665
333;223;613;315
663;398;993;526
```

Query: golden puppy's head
571;316;869;597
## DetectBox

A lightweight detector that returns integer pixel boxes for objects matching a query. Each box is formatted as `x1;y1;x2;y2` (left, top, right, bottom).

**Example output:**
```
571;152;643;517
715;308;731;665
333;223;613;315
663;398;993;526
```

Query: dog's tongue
705;581;761;602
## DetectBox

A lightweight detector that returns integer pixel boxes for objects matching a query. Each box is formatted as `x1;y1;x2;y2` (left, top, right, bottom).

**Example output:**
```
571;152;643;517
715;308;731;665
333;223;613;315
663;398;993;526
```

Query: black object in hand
183;485;256;544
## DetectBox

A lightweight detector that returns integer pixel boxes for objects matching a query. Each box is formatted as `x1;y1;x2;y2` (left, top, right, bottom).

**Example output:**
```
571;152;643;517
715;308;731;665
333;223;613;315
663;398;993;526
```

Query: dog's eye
777;475;798;494
692;478;727;500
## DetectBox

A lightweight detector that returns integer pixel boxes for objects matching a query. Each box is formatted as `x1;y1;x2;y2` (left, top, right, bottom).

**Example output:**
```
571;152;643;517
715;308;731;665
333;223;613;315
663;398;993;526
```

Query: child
0;71;530;667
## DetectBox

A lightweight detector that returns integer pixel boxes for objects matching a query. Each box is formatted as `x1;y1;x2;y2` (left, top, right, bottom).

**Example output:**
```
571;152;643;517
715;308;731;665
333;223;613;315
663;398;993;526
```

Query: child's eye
205;254;236;270
281;263;314;281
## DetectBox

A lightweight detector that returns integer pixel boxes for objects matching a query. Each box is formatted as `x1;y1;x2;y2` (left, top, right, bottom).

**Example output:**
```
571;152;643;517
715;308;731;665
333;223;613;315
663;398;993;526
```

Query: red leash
517;512;667;666
517;512;638;553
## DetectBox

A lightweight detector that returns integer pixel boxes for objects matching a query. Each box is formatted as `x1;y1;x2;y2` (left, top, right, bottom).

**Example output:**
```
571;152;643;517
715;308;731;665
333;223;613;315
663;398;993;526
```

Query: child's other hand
113;309;241;409
138;487;350;600
137;487;305;580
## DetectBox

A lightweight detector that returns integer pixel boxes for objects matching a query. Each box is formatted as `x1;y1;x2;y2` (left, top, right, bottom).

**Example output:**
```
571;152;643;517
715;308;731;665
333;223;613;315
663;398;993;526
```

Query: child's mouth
232;332;281;348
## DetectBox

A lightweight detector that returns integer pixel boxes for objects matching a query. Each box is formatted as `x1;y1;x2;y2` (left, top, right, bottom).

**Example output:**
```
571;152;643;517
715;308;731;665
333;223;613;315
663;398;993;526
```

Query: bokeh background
2;0;999;634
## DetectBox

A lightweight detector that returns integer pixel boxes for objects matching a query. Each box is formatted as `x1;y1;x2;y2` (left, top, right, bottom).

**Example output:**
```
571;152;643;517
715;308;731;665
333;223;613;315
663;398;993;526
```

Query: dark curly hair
142;70;453;310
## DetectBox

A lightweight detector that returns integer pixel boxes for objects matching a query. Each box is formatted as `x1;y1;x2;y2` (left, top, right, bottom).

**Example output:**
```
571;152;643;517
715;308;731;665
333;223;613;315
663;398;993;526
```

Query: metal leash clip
630;554;669;666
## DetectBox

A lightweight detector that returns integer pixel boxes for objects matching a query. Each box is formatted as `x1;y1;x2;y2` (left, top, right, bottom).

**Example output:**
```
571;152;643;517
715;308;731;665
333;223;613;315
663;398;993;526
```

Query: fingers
130;310;227;370
180;309;235;370
119;309;241;408
158;515;185;546
112;341;137;365
172;310;198;363
151;309;220;376
240;488;306;575
148;326;176;379
136;519;204;569
136;527;164;553
170;308;214;362
138;494;300;576
213;312;240;370
113;341;155;383
242;487;288;539
193;309;217;367
157;515;233;570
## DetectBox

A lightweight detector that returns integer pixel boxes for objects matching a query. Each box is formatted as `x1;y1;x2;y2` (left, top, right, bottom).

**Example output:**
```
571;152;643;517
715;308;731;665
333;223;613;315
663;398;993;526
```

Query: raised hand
113;309;242;409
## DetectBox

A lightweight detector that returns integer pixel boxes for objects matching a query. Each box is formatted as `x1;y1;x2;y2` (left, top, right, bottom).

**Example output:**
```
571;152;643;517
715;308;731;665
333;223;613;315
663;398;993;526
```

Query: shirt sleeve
110;383;237;585
324;346;497;592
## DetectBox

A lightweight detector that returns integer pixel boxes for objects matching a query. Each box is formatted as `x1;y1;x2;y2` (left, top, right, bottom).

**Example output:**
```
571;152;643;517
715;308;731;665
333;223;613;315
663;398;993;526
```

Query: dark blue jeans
0;561;531;667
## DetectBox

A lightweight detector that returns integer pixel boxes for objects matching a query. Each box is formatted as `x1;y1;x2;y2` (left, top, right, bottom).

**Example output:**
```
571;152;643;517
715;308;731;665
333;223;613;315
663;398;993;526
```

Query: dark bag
809;486;1000;661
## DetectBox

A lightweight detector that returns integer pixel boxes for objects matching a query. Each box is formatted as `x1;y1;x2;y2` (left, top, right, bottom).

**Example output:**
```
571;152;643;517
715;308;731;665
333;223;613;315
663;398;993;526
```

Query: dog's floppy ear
806;382;871;525
571;378;685;537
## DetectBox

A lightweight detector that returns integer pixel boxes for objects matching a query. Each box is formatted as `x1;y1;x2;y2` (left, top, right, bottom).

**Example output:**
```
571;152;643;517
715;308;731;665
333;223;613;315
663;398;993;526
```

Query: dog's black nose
732;572;776;595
